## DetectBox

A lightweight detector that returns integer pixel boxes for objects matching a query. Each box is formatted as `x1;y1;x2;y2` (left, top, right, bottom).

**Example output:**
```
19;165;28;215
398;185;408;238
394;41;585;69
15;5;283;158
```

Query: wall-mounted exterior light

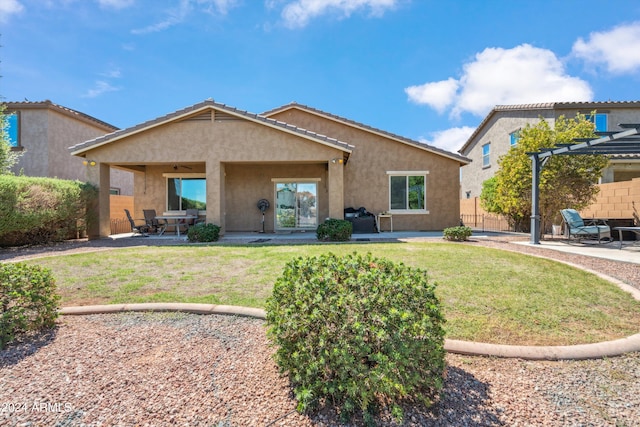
83;160;97;166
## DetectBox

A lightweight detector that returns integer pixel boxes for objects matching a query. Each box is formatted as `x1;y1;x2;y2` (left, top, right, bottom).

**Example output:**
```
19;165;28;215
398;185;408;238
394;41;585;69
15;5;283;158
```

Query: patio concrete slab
514;239;640;264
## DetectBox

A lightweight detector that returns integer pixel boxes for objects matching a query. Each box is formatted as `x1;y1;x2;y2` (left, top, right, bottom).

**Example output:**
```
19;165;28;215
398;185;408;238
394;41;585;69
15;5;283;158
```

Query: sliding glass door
275;182;317;230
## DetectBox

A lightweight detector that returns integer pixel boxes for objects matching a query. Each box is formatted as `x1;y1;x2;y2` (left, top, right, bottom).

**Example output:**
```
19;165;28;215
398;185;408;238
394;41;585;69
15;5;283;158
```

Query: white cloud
132;0;191;34
572;22;640;74
100;68;122;78
82;80;120;98
406;44;593;119
98;0;134;9
0;0;24;23
197;0;238;15
419;126;475;153
279;0;398;29
132;0;236;34
405;78;459;114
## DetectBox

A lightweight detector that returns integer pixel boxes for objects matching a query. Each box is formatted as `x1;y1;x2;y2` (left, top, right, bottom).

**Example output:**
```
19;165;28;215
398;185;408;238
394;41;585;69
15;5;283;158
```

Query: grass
24;242;640;346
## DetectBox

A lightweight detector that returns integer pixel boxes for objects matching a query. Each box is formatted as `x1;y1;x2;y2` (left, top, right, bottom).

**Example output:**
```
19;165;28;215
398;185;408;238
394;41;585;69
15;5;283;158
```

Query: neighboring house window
109;188;121;195
510;130;520;147
164;173;206;211
585;113;607;132
387;172;428;212
482;143;490;168
6;112;19;147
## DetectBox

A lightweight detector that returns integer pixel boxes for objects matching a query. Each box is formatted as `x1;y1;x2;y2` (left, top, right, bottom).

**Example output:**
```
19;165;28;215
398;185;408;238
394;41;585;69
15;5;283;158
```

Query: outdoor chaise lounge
560;208;611;244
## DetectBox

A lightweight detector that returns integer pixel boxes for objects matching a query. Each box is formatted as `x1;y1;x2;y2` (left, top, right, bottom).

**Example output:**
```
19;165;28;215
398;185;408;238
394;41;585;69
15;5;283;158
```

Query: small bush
187;223;221;242
443;226;472;241
266;252;446;424
0;263;60;349
316;218;352;241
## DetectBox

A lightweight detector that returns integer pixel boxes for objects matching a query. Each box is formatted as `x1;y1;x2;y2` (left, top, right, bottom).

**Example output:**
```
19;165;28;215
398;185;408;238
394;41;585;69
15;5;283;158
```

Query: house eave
70;100;354;157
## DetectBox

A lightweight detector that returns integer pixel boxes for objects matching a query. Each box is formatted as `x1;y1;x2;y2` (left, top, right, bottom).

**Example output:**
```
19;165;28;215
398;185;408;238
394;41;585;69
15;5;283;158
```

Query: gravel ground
1;235;639;426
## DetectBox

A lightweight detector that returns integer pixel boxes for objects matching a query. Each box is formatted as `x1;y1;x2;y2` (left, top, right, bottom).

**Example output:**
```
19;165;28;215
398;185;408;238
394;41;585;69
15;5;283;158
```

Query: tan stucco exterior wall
224;163;329;232
81;112;346;235
8;105;134;195
267;109;463;230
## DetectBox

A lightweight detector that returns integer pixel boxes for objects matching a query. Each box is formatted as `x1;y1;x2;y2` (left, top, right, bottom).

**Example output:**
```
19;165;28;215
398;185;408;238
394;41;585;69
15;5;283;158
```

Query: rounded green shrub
443;225;473;241
187;223;221;242
266;252;446;424
316;218;352;241
0;263;60;348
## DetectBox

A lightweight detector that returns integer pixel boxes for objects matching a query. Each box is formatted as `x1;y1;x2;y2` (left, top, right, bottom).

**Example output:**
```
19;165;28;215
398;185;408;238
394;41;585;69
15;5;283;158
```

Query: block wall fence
460;177;640;225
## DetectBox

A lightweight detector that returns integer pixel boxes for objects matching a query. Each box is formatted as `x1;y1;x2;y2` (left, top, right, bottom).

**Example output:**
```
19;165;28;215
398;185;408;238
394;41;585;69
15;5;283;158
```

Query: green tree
481;114;609;234
479;176;502;215
0;104;21;174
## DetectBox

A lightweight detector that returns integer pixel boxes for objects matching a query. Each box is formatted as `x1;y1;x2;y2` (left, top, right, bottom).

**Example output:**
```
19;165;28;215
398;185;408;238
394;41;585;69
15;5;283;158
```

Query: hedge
0;175;98;247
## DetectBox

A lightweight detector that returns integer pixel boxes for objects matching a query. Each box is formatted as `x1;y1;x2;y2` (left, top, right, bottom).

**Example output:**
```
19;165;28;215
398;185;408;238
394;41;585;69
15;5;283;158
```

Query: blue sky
2;0;640;153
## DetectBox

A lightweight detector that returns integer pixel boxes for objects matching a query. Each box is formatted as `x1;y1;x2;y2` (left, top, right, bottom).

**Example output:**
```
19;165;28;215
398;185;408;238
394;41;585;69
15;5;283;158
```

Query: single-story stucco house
69;99;470;238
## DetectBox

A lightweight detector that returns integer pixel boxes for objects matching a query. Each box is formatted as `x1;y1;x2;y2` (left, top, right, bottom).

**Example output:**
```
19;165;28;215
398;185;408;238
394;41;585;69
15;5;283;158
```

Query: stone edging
59;302;640;361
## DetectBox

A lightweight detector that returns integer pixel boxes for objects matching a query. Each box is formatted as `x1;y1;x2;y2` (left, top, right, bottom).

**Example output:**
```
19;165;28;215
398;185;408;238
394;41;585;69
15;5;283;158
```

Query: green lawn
25;242;640;346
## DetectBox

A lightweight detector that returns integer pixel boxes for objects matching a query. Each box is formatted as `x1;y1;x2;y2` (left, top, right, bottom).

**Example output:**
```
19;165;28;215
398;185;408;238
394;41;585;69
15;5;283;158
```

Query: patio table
156;215;197;237
613;226;640;249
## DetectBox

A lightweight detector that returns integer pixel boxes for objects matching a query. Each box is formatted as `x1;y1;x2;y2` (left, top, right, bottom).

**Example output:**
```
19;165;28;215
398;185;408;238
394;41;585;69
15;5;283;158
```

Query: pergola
529;124;640;244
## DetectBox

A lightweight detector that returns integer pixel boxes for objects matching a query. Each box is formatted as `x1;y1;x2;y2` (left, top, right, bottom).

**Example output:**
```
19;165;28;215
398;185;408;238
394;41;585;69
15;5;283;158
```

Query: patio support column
327;158;345;219
86;161;111;239
530;154;541;244
206;162;225;233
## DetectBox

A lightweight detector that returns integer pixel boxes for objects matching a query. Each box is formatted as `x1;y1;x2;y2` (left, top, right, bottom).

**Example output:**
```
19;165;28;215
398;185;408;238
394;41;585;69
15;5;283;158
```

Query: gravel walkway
1;236;639;426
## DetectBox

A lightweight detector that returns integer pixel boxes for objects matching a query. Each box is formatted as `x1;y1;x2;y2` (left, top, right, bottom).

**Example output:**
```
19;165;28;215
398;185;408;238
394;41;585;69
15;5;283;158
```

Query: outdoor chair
143;209;166;234
125;209;150;237
560;209;611;244
185;208;204;226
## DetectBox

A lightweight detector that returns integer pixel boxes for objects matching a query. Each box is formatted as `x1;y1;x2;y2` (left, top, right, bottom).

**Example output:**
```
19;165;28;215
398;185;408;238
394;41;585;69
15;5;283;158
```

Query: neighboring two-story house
459;101;640;199
4;100;133;195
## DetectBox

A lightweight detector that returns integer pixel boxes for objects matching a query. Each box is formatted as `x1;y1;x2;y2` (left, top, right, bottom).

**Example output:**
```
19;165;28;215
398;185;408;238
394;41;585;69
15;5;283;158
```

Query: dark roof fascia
69;100;354;156
3;100;118;132
459;101;640;155
264;102;471;165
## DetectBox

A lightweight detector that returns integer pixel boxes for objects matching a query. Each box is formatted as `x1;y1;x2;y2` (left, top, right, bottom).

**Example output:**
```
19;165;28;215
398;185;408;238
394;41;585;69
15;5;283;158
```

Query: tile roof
459;101;640;154
3;100;118;131
69;99;354;155
263;102;471;164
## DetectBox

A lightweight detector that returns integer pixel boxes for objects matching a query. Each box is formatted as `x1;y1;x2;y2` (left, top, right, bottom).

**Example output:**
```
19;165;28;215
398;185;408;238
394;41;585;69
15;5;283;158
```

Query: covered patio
69;101;352;239
529;124;640;244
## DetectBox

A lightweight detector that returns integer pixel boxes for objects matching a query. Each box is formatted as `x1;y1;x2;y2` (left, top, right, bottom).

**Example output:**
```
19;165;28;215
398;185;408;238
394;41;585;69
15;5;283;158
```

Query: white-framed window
387;171;428;213
162;173;206;212
482;143;490;168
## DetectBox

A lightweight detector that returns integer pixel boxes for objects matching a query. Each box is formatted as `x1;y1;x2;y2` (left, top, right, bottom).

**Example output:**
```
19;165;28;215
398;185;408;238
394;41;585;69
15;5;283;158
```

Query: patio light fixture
331;158;344;164
83;159;97;166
